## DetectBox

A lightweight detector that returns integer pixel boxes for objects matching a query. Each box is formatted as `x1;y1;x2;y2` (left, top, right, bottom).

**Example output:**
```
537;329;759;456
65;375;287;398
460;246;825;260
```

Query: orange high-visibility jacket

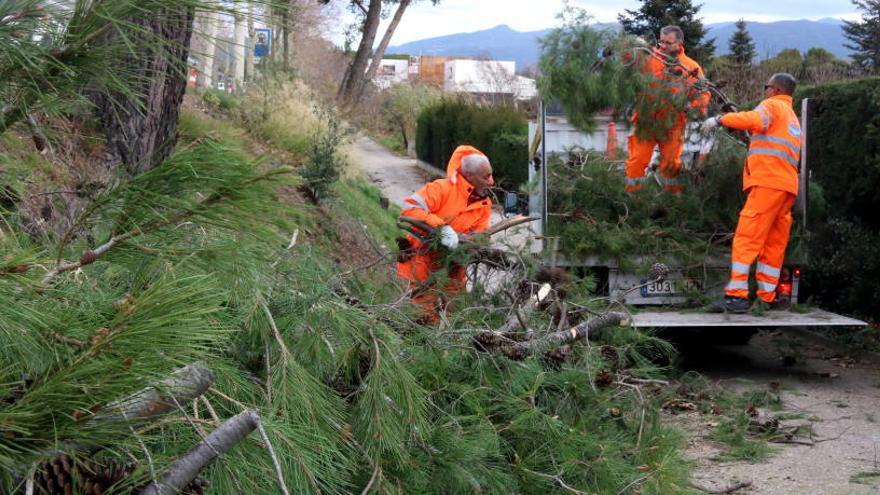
633;48;710;125
400;145;492;250
719;95;801;195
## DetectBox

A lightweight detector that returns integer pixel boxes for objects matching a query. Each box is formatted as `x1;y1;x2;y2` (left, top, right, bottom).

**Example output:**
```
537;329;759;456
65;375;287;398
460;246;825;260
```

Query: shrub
416;98;528;189
299;105;347;203
201;88;241;111
794;78;880;319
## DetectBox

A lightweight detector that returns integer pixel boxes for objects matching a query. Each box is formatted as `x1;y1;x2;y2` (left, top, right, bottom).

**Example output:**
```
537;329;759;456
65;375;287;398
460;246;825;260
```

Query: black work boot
708;296;750;314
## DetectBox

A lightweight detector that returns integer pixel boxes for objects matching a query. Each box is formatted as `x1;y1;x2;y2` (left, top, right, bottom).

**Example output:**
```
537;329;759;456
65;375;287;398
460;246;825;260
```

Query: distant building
369;58;410;89
443;59;536;100
368;55;537;101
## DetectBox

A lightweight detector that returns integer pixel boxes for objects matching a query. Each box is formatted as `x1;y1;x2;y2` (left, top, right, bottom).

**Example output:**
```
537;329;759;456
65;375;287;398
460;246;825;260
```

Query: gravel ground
674;329;880;494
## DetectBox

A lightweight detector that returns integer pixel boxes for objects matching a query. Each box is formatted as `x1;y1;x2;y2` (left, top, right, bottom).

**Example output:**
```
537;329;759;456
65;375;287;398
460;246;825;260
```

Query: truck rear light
777;282;792;297
777;267;792;300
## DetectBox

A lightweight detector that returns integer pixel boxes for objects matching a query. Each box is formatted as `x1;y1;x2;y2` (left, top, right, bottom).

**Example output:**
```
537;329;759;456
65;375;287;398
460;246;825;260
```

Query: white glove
700;116;721;134
439;225;459;249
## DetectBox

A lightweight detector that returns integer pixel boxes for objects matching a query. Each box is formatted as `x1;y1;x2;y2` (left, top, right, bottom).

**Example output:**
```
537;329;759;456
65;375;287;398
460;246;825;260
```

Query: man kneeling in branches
396;145;494;324
624;25;709;194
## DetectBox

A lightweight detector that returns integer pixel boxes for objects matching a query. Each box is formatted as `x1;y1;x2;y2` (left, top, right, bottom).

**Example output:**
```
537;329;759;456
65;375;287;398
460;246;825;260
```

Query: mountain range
386;19;851;71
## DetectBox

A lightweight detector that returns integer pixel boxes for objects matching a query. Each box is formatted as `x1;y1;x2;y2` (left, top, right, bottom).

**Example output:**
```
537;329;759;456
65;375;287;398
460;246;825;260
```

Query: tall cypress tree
728;19;756;64
843;0;880;73
618;0;716;63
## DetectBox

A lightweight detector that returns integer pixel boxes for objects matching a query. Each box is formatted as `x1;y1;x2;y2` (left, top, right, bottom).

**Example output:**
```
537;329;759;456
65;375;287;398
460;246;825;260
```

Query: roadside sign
187;69;198;88
254;28;271;58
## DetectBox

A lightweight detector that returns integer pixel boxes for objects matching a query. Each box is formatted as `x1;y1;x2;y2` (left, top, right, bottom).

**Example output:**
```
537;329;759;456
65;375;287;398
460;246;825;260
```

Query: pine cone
594;369;614;388
599;345;621;370
647;263;669;282
79;250;97;265
34;455;209;494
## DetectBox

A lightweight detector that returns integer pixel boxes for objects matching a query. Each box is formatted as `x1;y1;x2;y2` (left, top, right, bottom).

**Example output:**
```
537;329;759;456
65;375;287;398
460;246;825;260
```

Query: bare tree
337;0;439;106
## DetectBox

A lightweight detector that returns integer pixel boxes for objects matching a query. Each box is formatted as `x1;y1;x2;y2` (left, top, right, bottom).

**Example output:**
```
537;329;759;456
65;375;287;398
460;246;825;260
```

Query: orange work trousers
625;125;685;194
397;251;466;324
725;187;796;303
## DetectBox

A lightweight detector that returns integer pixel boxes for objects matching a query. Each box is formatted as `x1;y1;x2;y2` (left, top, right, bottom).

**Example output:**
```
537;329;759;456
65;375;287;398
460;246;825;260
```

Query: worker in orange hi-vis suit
700;73;802;313
624;25;710;194
396;145;494;323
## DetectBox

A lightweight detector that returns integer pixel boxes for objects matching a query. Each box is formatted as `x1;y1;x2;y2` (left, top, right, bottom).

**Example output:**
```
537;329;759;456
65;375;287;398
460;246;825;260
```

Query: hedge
795;78;880;320
416;98;528;189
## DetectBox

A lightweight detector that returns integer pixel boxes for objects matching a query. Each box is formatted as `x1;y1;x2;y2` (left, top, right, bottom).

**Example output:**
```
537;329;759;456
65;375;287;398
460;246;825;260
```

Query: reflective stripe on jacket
400;145;492;249
719;95;801;195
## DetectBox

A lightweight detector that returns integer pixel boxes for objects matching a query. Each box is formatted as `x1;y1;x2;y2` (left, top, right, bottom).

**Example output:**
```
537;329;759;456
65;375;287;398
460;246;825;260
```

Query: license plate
640;278;701;297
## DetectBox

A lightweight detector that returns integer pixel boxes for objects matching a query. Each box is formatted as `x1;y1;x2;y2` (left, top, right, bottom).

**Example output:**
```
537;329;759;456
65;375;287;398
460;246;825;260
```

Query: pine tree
618;0;716;63
728;19;756;64
843;0;880;73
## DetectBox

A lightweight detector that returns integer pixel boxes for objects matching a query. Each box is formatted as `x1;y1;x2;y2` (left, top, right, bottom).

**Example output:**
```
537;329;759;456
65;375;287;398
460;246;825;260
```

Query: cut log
139;410;260;495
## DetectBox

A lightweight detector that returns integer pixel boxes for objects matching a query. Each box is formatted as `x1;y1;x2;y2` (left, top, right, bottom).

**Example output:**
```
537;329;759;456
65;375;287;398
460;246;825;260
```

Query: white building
443;59;536;100
369;58;411;89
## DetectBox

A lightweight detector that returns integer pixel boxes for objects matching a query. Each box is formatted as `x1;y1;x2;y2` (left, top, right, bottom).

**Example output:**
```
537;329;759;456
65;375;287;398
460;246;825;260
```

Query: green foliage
538;13;642;132
727;19;756;64
618;0;716;63
237;77;327;155
544;139;745;270
416;97;528;189
299;105;348;202
538;16;703;141
382;83;442;156
794;78;880;319
843;0;880;73
202;88;242;111
333;178;401;248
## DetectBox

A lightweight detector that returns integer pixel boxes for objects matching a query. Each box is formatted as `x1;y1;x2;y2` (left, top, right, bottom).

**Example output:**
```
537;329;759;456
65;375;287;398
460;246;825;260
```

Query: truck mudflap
631;309;867;328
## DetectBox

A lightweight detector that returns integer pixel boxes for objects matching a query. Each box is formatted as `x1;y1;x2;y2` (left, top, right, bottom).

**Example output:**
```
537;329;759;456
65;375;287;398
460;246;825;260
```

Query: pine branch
93;364;214;423
39;165;294;285
139;410;289;495
476;312;629;360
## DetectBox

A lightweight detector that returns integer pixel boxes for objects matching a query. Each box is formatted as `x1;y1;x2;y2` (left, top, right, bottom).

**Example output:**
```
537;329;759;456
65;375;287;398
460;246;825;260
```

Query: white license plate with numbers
641;278;701;297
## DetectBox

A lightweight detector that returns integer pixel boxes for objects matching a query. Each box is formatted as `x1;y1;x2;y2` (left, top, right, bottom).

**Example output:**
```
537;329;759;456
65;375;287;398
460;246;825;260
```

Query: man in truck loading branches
396;145;494;323
701;73;802;313
624;25;710;194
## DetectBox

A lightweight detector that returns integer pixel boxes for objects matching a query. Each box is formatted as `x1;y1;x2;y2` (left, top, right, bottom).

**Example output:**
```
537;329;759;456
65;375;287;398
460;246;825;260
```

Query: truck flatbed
631;309;867;328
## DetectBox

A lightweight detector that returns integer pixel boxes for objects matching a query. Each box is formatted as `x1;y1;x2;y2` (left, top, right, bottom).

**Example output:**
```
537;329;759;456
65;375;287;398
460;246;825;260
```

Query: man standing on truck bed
701;73;801;313
625;25;709;194
396;145;494;323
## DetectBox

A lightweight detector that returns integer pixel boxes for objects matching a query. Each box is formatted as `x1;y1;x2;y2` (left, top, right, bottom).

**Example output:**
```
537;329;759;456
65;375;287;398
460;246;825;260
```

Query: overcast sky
329;0;862;47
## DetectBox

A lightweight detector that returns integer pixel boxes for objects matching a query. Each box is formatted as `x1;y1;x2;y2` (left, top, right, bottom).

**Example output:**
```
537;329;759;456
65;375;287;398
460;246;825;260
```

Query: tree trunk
245;2;255;81
285;0;298;71
359;0;412;101
233;3;247;89
92;7;194;175
193;9;220;89
337;0;383;104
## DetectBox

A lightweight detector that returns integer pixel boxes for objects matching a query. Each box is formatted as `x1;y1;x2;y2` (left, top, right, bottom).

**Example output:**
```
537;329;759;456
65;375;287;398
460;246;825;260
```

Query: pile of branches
544;140;747;270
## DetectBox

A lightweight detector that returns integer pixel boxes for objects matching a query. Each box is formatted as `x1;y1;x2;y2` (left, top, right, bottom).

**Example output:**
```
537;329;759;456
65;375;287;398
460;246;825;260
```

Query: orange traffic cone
606;121;618;160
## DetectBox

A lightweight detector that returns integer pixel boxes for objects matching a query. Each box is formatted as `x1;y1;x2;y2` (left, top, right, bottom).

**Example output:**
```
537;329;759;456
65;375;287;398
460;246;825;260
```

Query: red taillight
777;282;792;296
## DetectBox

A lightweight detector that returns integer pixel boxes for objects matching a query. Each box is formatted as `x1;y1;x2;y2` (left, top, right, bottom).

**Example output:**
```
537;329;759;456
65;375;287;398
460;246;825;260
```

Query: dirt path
346;135;441;208
676;330;880;494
